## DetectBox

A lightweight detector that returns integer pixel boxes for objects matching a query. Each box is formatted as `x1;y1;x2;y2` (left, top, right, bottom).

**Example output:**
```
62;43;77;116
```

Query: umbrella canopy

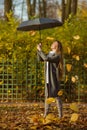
17;18;63;31
17;18;63;41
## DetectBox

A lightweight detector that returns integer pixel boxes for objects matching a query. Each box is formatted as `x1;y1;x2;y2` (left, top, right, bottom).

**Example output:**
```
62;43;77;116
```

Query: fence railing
0;58;87;102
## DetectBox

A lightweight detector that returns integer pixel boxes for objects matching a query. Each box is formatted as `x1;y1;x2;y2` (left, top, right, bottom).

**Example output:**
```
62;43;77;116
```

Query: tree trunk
32;0;36;16
65;0;72;19
39;0;42;17
26;0;32;19
43;0;47;17
4;0;12;21
72;0;78;15
62;0;66;22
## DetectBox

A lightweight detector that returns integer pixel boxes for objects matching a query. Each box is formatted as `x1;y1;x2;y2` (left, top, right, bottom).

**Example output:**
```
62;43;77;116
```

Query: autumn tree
39;0;47;17
4;0;12;21
26;0;36;19
72;0;78;15
62;0;78;21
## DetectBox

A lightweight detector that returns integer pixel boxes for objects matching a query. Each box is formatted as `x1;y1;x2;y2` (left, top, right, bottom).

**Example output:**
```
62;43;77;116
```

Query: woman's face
51;41;59;51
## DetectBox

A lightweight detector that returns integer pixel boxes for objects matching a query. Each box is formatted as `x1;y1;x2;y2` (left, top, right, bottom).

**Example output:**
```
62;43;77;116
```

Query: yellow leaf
30;115;39;125
33;103;39;107
44;125;53;130
71;76;76;83
67;47;71;54
72;55;80;61
0;81;3;85
70;113;79;122
8;90;11;93
45;114;56;124
66;64;72;72
30;126;38;130
46;37;54;40
84;63;87;68
73;35;80;40
29;31;36;36
76;55;80;61
65;75;68;83
70;103;78;112
46;113;55;120
58;90;63;96
46;98;55;104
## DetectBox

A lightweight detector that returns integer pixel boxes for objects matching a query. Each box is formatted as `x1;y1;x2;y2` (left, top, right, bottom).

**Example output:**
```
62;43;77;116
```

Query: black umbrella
17;18;63;41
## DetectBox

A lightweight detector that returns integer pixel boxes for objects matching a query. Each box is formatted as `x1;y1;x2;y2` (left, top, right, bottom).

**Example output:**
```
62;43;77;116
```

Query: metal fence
0;58;87;102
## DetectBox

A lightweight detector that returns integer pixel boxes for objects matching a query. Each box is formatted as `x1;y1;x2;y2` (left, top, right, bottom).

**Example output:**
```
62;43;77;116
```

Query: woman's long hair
56;41;64;80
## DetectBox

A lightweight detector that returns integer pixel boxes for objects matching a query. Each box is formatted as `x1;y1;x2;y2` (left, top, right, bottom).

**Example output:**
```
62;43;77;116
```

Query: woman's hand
37;43;42;51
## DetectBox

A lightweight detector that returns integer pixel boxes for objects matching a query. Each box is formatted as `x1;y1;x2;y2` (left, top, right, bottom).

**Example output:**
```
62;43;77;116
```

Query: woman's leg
44;83;50;117
56;97;62;118
44;98;50;117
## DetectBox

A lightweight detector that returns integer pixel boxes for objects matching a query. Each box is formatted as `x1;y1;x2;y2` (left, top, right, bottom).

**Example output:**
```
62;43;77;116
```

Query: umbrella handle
39;30;41;42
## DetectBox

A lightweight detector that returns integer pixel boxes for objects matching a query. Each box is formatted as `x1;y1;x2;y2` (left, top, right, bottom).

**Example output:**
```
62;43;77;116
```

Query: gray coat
37;51;61;98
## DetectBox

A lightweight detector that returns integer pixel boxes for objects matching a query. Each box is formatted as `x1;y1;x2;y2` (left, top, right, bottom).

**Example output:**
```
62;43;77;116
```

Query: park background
0;1;87;129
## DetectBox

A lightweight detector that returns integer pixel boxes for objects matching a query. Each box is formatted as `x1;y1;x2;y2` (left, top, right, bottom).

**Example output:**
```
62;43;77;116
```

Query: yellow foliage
70;113;79;122
46;98;55;104
66;64;72;72
0;67;3;72
70;102;78;112
16;86;19;90
0;57;3;62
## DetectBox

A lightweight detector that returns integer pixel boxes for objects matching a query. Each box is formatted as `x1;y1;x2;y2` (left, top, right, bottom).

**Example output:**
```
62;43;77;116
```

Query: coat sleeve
38;51;60;63
37;51;44;61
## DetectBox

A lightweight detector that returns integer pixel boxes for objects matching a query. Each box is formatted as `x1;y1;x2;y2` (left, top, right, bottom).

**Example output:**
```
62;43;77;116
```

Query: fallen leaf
45;113;56;124
70;113;79;122
30;115;39;125
30;126;38;130
46;98;56;104
58;90;63;96
44;125;53;129
71;76;76;83
70;103;78;112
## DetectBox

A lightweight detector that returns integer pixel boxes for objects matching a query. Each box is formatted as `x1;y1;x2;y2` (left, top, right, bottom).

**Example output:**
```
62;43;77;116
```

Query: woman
37;40;63;118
